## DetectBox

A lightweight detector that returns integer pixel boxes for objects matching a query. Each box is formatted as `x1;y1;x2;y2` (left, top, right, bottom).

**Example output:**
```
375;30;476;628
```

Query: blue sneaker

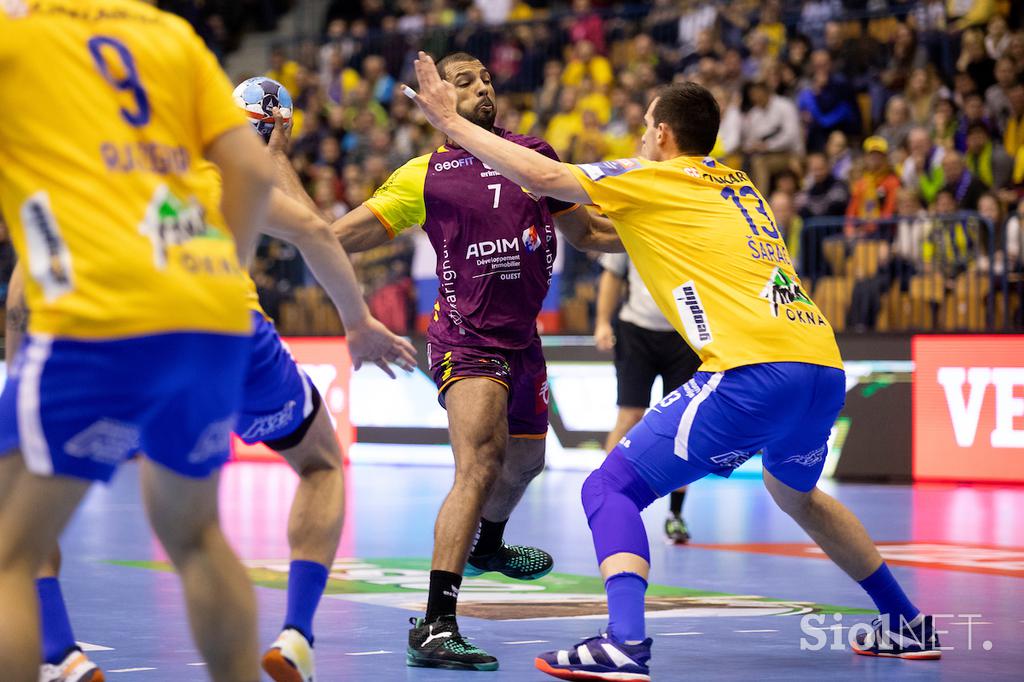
852;614;942;660
535;633;651;681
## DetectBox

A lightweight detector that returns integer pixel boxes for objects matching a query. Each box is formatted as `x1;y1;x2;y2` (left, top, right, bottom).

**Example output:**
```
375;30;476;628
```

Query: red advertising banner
232;337;353;462
913;335;1024;483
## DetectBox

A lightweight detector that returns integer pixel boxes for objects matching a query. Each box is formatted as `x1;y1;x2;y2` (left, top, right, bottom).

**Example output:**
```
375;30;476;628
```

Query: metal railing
796;214;1023;333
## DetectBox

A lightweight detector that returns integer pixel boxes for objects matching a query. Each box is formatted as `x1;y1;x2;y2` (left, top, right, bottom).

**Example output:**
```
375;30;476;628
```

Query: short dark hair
436;52;481;81
652;82;720;156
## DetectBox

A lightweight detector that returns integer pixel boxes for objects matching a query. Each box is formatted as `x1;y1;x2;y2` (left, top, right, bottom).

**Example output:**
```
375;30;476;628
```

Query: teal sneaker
407;617;499;671
465;542;553;580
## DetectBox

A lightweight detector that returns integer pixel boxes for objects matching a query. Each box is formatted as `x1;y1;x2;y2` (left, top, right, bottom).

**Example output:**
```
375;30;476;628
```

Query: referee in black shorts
594;253;702;543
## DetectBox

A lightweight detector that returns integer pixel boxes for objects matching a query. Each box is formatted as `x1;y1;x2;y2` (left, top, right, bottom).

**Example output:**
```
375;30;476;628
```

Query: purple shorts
427;335;549;438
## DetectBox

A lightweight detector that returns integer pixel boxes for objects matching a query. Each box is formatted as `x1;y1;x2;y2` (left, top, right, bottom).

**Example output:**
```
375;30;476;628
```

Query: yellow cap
863;136;888;154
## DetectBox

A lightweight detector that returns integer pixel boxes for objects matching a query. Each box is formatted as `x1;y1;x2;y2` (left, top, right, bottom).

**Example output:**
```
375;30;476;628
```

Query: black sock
470;517;508;558
425;570;462;622
669;489;686;516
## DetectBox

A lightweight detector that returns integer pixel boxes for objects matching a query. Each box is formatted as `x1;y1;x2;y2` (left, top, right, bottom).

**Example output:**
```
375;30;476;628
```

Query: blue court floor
58;461;1024;681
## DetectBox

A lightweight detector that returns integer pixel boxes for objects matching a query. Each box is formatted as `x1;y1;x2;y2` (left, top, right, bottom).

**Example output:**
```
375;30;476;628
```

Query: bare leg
141;459;259;682
763;469;882;581
603;406;645;452
432;379;508;573
275;407;344;567
480;436;545;523
0;455;89;682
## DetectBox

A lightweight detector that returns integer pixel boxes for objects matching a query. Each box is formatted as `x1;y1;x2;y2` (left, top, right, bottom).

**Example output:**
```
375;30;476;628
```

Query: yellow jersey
0;0;252;339
567;156;843;372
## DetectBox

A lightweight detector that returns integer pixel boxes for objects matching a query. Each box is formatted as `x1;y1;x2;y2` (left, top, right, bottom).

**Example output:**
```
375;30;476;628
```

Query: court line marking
503;640;549;645
187;662;207;666
77;641;114;652
658;632;703;636
734;629;778;633
949;621;992;625
345;650;392;656
108;668;157;673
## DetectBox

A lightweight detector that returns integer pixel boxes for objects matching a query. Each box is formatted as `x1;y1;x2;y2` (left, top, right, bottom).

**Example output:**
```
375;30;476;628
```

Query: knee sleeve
507;440;546;484
581;449;659;565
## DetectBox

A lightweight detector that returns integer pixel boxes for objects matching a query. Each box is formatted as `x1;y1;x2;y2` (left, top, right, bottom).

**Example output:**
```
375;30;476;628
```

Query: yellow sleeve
362;154;429;238
592;56;613;87
566;158;651;220
189;26;248;149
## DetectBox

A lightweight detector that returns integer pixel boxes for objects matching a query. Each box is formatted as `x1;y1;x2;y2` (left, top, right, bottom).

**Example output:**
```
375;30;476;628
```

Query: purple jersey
364;128;575;349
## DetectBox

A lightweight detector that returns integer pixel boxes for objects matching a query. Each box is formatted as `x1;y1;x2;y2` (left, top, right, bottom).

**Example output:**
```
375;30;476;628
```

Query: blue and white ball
232;76;293;141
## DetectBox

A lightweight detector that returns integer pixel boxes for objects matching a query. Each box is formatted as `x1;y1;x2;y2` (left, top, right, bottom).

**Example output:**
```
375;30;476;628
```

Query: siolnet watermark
800;613;992;652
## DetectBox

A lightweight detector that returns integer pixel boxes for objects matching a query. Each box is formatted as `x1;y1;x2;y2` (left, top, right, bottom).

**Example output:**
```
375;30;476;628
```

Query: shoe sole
406;650;499;671
262;648;306;682
463;564;553;581
534;657;650;681
852;646;942;660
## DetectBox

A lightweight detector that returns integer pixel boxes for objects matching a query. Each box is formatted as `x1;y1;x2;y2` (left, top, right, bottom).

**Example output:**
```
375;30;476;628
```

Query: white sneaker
262;628;314;682
39;649;104;682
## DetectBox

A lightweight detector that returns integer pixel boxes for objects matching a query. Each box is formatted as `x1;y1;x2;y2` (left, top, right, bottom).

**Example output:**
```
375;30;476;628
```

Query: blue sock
37;577;77;664
284;560;329;643
605;572;647;643
857;563;920;627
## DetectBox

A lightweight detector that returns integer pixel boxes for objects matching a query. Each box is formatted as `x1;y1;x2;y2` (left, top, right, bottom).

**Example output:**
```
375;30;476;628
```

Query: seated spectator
957;28;996;93
679;28;720;75
769;191;803;268
954;92;997;152
361;54;395;106
545;88;583;159
904;66;944;126
846;136;901;238
561;40;613;89
931;97;959;149
985;14;1011;59
975;193;1008;277
741;80;804;191
987;58;1019;132
798;50;860;151
266;46;300;97
965;122;1014;190
825;130;853;182
676;0;718;59
924;189;981;279
798;152;851;219
1005;81;1024;159
902;126;947;205
941;150;989;210
876;95;914;152
568;0;606;55
889;189;930;287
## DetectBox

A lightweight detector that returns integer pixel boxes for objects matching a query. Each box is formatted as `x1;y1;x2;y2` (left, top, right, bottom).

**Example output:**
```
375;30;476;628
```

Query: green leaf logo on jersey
759;267;812;318
139;185;226;269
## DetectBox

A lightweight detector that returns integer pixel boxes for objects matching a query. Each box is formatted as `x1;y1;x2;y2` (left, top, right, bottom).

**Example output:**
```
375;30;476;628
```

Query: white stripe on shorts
300;370;314;419
17;335;54;475
673;372;723;461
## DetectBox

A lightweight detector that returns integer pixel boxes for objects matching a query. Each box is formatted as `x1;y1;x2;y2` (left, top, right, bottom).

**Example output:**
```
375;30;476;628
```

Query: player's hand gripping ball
232;76;293;142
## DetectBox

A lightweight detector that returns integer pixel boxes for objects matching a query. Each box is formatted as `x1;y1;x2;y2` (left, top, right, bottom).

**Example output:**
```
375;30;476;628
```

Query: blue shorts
235;312;316;447
619;362;846;494
0;331;251;482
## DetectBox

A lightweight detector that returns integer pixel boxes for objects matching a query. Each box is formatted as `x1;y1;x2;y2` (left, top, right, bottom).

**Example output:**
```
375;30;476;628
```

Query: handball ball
232;76;293;141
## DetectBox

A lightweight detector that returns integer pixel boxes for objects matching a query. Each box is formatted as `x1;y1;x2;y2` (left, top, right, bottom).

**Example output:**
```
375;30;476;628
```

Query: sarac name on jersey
747;237;794;267
101;141;190;175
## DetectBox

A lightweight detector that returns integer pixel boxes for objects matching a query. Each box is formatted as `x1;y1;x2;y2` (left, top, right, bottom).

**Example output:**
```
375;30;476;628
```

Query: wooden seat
813;277;853;332
822;239;847;279
849;240;882;280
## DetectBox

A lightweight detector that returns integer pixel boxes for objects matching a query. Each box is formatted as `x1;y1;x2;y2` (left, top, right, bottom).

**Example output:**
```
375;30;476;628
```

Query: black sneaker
465;542;553;580
852;614;942;660
407;617;499;671
664;514;690;544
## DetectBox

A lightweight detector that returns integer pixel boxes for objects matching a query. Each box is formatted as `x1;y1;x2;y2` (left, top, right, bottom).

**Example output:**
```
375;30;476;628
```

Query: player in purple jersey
271;52;622;670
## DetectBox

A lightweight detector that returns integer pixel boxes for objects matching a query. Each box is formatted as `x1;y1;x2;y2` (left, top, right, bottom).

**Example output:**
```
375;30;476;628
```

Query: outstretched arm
405;52;592;207
554;205;624;253
265;188;417;376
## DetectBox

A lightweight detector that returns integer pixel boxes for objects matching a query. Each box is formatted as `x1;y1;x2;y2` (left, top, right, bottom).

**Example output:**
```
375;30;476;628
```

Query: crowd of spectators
243;0;1024;332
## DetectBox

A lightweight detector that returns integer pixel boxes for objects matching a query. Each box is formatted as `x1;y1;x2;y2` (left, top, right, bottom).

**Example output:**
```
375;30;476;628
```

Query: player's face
640;98;665;161
445;61;497;130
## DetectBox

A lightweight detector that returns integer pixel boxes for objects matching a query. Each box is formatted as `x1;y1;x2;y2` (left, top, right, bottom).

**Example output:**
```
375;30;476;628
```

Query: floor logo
110;557;870;620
